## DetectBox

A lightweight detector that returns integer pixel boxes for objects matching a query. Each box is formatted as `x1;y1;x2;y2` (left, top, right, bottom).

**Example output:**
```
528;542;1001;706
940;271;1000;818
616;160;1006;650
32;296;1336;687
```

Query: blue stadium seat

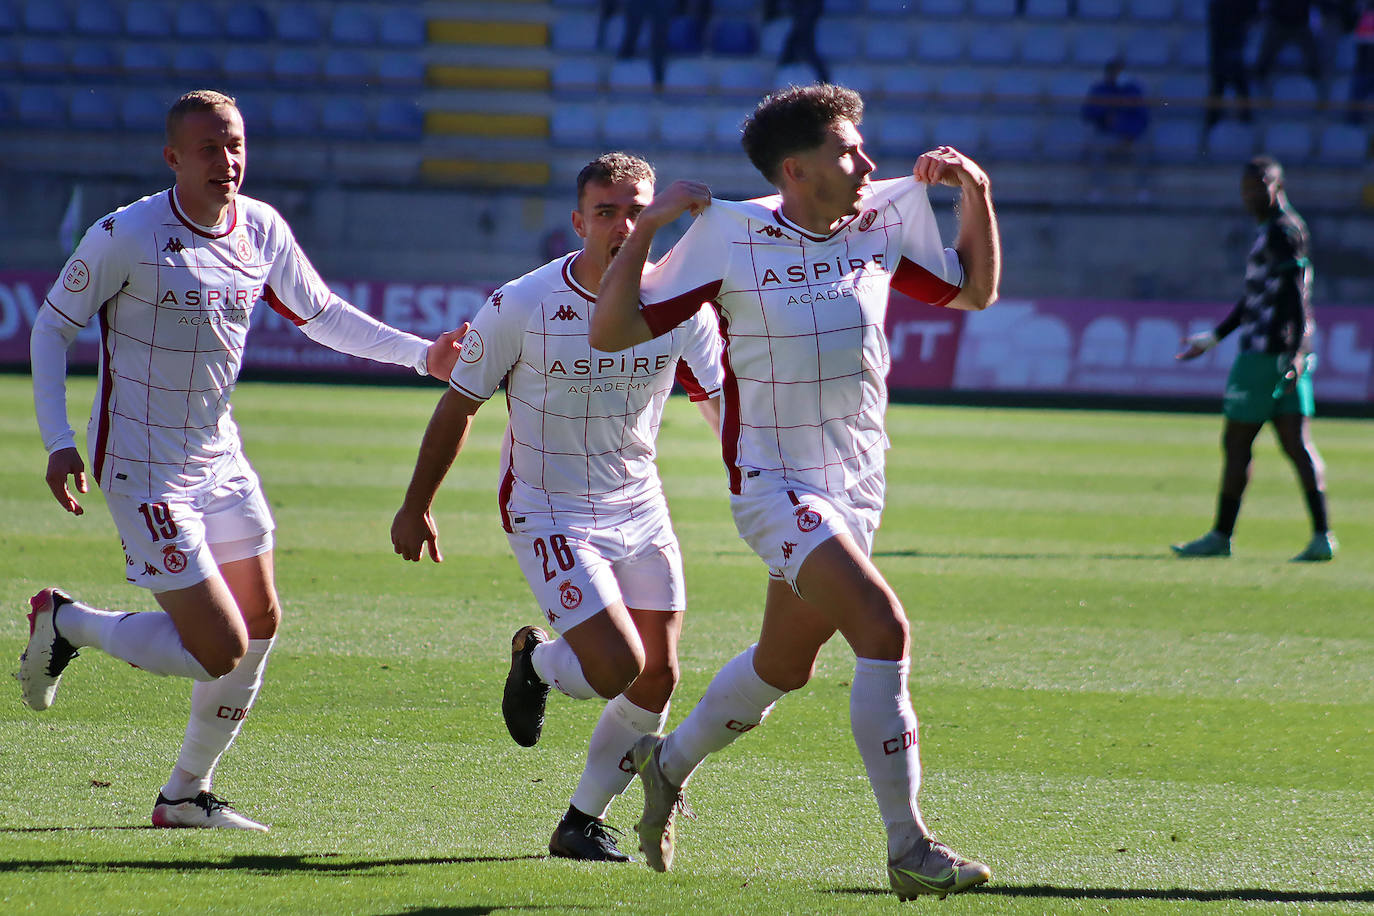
1127;0;1175;20
222;46;272;88
608;59;656;95
125;1;172;38
272;49;319;86
983;116;1040;157
712;108;749;149
19;85;65;126
879;67;935;102
715;59;769;96
662;58;709;95
1020;26;1069;65
1039;116;1090;158
119;91;166;131
1206;120;1257;160
1044;70;1089;110
1154;72;1208;108
376;99;423;139
1023;0;1069;16
233;93;270;131
1271;75;1321;111
70;42;117;78
970;0;1017;15
829;64;875;96
270;95;319;137
22;0;67;34
172;45;219;80
1077;0;1124;19
377;53;424;88
873;117;926;155
936;68;986;105
762;18;793;58
868;0;917;10
1179;0;1205;21
603;103;655;145
774;62;819;89
19;39;64;80
656;105;712;150
0;87;11;124
1315;123;1368;166
1150;118;1202;162
816;21;862;59
826;0;862;12
864;21;909;61
225;4;271;42
552;0;596;7
276;4;323;43
73;0;121;36
175;2;218;39
712;0;755;12
929;114;983;151
323;49;372;84
991;70;1045;110
710;19;758;56
1176;30;1207;68
332;7;377;46
667;14;703;54
1262;122;1313;160
916;0;966;14
913;24;964;64
0;41;12;78
966;24;1017;65
551;14;598;53
1072;27;1120;68
0;0;15;34
552;58;602;96
320;97;369;137
550;103;599;146
121;44;170;80
379;8;424;47
1128;29;1174;69
70;87;119;129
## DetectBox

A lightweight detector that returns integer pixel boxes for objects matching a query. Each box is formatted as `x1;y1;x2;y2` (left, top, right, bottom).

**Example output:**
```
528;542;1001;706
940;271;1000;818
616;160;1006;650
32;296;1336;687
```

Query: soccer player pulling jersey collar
22;90;463;832
590;85;1001;899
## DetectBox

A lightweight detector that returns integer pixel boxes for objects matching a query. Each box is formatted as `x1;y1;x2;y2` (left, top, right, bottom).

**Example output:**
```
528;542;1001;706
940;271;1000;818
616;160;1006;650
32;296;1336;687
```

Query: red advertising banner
4;270;1372;403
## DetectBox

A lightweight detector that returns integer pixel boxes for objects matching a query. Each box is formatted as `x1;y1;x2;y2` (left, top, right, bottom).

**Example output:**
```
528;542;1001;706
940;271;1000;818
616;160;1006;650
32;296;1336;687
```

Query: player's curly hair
740;84;865;186
166;89;239;144
576;152;656;206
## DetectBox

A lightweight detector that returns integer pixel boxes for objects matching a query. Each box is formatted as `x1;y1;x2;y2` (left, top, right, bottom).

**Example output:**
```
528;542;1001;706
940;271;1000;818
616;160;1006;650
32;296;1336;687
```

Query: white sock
531;638;597;700
163;637;275;799
63;603;215;681
850;656;926;845
660;645;784;786
570;695;669;819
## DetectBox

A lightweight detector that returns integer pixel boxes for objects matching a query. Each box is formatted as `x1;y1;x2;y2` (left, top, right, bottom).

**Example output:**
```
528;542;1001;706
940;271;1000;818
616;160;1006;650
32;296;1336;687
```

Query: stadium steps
419;157;551;186
425;110;548;138
427;64;549;91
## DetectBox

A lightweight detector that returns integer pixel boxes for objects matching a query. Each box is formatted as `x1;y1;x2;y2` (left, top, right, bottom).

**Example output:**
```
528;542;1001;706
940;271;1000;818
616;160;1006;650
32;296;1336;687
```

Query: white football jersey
637;177;963;494
34;189;430;498
450;251;724;530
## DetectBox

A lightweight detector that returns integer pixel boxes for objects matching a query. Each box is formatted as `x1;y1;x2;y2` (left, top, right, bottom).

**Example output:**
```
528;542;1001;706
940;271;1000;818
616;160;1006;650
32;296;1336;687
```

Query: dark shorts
1223;352;1315;424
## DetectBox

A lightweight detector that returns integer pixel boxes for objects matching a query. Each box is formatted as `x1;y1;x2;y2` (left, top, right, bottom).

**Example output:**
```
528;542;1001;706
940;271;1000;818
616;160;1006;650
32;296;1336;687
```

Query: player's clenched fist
639;180;712;231
914;147;989;191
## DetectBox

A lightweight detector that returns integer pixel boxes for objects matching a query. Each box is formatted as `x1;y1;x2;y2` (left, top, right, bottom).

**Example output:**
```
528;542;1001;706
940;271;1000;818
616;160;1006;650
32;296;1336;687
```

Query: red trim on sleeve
715;310;744;495
498;438;517;534
43;299;86;329
674;358;712;401
263;285;308;326
642;280;723;338
892;256;960;307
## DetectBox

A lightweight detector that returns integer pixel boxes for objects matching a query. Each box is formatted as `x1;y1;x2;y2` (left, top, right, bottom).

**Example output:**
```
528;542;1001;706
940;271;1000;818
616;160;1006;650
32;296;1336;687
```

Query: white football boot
17;588;80;711
152;792;269;831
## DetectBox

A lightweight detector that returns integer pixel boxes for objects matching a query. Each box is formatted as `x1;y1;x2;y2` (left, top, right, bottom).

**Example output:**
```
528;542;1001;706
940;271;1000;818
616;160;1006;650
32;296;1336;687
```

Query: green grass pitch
0;375;1370;915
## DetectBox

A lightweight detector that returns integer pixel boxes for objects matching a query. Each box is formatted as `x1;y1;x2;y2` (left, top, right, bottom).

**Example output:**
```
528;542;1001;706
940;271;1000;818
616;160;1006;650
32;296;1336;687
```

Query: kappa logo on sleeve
459;329;484;363
63;260;90;293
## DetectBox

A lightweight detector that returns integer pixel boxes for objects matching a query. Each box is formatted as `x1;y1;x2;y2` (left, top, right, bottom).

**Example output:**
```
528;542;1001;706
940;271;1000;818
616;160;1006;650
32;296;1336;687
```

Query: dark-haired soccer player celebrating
591;85;1000;899
22;90;463;831
1172;155;1336;562
392;152;723;862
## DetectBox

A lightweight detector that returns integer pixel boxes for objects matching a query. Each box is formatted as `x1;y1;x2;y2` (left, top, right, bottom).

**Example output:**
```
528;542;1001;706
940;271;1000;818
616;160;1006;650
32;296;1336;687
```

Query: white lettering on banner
381;284;485;335
0;280;99;344
954;302;1073;387
889;320;955;363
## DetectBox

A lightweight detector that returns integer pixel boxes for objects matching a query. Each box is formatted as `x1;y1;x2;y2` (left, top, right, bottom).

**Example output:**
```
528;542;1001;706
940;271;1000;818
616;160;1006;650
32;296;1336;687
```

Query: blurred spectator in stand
1082;57;1150;151
1254;0;1326;98
598;0;620;50
619;0;674;88
778;0;829;83
1207;0;1258;129
1347;1;1374;121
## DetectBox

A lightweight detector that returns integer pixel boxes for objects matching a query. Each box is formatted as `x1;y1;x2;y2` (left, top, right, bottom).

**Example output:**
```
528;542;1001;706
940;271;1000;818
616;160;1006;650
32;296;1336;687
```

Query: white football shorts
506;500;685;634
729;471;885;592
104;471;276;592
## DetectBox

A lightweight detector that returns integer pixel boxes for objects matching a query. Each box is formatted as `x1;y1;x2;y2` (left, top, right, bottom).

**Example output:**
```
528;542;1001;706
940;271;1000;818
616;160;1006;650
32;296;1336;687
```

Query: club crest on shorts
161;544;188;574
558;579;582;610
794;506;822;532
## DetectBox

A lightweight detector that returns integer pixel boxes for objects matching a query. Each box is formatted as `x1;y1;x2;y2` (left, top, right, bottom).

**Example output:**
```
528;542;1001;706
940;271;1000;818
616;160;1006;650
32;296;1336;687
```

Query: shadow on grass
829;885;1374;904
0;851;546;875
874;549;1168;561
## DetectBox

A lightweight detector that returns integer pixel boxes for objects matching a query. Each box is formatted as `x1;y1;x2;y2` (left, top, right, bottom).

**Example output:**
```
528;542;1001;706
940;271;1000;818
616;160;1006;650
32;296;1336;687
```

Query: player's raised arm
392;388;484;563
590;179;711;352
914;147;1000;312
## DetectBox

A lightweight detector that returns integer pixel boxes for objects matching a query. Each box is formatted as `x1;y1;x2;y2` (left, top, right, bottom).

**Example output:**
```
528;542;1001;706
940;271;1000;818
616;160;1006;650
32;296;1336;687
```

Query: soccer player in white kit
590;86;1002;898
391;153;724;861
20;91;464;831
